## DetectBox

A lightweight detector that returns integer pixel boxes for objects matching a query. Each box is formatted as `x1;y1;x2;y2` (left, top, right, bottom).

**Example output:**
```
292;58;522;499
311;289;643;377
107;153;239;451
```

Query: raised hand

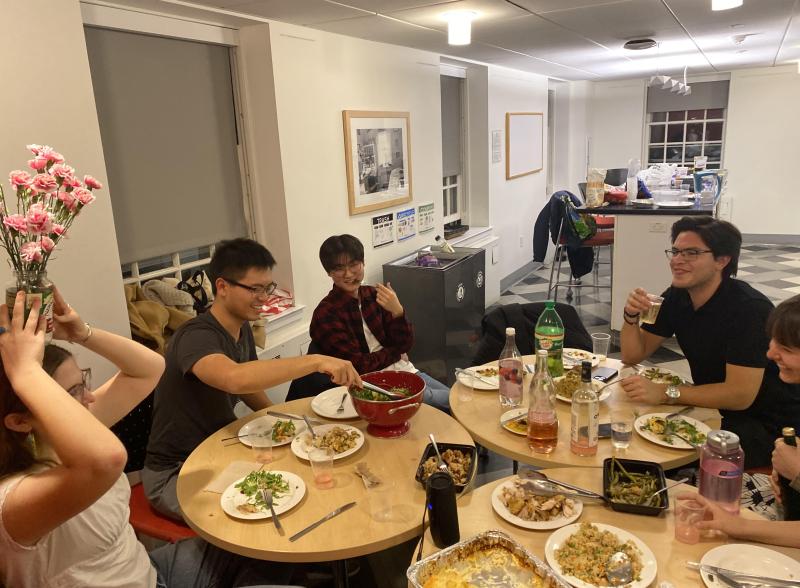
0;292;45;383
624;287;652;318
51;287;89;343
375;282;404;318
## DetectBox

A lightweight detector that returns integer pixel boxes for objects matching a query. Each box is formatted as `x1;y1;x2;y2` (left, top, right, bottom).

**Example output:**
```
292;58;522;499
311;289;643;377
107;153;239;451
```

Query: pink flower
74;187;95;206
9;170;32;189
28;156;48;171
31;173;58;194
83;175;103;190
52;223;66;237
3;214;27;233
50;164;76;184
26;144;43;155
20;241;43;263
45;150;64;164
25;203;54;234
40;236;55;253
56;190;78;212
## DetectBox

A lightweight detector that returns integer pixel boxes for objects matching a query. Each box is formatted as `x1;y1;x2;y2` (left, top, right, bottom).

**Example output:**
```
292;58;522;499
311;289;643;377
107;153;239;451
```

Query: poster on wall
371;213;395;248
396;208;416;241
418;202;435;233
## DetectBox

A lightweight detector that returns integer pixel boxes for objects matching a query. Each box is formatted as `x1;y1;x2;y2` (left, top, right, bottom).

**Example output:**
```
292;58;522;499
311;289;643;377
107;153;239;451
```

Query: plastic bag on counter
639;163;677;188
585;168;606;207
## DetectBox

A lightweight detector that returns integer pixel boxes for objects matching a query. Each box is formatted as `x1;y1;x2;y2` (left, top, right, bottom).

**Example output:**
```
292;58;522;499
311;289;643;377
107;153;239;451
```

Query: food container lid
705;429;740;453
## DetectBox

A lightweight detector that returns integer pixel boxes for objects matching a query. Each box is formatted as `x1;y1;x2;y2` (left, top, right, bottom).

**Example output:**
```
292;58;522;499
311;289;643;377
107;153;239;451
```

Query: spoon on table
606;551;633;586
428;433;450;474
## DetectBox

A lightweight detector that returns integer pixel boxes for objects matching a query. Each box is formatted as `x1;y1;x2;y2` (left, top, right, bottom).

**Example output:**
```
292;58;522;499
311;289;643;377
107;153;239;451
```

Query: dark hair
208;238;276;295
0;345;74;480
319;235;364;273
767;294;800;349
670;216;741;278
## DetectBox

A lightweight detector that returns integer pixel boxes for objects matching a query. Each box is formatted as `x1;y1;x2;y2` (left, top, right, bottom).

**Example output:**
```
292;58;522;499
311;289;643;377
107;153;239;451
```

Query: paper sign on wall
396;208;416;241
418;202;435;233
371;213;395;248
491;130;502;164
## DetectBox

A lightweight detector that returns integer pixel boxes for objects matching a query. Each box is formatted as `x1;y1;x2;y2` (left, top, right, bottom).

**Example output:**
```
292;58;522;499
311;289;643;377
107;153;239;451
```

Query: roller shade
647;80;730;113
84;27;247;264
440;75;462;177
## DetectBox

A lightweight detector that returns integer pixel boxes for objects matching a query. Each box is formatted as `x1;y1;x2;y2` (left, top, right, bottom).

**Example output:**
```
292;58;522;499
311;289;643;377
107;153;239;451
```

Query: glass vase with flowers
0;144;101;340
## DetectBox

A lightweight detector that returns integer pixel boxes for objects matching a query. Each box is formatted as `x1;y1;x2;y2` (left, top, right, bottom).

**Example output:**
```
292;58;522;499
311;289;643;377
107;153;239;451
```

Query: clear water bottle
698;430;745;514
535;301;565;377
626;158;640;204
528;350;558;454
570;361;598;456
498;327;523;408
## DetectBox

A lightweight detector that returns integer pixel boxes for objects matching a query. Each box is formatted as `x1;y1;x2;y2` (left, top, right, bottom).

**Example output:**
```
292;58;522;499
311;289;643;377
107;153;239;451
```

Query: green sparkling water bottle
534;300;564;377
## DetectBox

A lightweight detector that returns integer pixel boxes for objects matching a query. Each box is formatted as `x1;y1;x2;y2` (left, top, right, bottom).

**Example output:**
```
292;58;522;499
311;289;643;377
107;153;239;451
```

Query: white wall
725;65;800;235
0;0;130;383
566;81;591;194
549;80;571;194
589;79;646;172
488;67;549;279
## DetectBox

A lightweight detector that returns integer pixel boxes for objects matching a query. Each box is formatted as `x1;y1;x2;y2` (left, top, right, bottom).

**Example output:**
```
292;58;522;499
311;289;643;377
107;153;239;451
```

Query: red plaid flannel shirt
310;285;413;374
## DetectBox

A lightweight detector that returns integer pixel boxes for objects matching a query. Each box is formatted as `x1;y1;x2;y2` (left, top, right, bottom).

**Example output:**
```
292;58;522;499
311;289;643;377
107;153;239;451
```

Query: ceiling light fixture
712;0;743;11
623;38;657;50
444;11;477;46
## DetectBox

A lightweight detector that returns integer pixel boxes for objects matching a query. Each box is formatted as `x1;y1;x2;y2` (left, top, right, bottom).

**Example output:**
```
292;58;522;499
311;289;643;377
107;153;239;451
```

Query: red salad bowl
350;371;425;438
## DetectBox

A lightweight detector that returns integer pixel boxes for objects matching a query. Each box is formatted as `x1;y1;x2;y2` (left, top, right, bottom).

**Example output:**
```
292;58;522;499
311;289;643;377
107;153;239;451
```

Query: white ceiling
101;0;800;80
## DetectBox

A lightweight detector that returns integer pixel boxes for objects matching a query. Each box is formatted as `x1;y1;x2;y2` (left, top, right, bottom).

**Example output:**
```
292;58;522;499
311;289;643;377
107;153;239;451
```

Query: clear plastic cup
251;432;273;464
591;333;611;362
641;294;664;325
675;499;707;544
368;479;395;522
610;409;634;450
309;447;335;489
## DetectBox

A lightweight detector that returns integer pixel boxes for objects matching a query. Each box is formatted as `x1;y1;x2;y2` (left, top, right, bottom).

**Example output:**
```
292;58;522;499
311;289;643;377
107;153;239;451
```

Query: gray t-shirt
145;312;256;471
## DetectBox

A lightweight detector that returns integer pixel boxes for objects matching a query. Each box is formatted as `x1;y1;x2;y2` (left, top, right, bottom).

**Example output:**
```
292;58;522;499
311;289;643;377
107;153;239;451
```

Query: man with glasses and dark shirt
620;217;776;467
143;238;361;519
310;234;450;412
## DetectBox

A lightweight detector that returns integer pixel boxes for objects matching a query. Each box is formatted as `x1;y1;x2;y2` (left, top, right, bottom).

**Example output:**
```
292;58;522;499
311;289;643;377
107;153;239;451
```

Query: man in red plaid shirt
310;234;450;412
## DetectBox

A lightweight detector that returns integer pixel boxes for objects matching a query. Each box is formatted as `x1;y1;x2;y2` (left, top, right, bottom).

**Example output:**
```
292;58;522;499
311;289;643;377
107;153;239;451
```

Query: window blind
440;75;462;178
646;80;730;113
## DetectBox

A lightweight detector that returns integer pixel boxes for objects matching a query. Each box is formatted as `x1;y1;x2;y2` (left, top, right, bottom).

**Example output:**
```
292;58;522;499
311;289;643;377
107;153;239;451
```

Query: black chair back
286;340;337;401
604;168;628;186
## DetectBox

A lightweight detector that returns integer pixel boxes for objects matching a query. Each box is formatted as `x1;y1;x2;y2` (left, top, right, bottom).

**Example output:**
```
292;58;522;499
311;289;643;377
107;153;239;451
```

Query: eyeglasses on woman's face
223;278;277;297
328;260;363;277
67;368;92;402
664;248;713;261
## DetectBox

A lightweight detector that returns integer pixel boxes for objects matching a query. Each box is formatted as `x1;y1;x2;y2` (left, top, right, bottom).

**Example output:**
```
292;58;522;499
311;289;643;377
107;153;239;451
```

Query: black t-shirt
642;278;773;392
145;312;256;471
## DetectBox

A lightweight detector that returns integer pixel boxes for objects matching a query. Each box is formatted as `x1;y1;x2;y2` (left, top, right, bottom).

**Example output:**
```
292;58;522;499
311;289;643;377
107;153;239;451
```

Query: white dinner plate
554;377;609;403
562;348;599;368
290;424;365;461
238;415;306;448
220;470;305;520
631;199;654;207
656;200;693;208
311;386;359;419
634;412;711;450
456;366;499;390
545;522;657;588
491;479;583;530
500;408;528;436
700;544;800;587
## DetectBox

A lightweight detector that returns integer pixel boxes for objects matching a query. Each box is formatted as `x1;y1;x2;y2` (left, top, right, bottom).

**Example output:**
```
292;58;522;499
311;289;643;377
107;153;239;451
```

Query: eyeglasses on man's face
329;260;363;277
224;278;277;297
67;368;92;402
664;248;713;261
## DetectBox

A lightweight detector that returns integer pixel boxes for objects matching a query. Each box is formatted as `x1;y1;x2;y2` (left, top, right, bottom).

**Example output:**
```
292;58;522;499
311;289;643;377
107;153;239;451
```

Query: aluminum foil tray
406;529;570;588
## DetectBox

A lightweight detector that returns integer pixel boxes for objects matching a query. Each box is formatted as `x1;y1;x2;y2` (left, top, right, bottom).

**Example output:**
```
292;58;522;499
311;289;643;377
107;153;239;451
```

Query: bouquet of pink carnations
0;144;101;275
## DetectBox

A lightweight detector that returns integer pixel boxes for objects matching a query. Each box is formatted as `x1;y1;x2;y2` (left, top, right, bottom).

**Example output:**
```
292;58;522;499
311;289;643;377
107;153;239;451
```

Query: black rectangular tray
603;457;669;516
415;442;477;493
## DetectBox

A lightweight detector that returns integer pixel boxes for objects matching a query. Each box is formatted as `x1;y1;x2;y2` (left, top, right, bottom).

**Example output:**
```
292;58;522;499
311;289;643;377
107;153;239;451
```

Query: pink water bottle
698;430;745;514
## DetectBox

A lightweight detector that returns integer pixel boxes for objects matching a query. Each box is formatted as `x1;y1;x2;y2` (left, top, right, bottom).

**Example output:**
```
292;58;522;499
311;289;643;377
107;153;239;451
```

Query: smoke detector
624;38;657;50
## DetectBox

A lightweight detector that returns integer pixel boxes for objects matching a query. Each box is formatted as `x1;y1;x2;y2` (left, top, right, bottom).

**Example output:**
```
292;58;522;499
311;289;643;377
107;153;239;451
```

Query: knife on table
289;502;356;542
692;563;798;588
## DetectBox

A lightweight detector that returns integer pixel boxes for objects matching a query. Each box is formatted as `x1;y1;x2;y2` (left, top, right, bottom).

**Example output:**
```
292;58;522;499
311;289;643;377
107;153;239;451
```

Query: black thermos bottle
426;471;460;548
779;427;800;521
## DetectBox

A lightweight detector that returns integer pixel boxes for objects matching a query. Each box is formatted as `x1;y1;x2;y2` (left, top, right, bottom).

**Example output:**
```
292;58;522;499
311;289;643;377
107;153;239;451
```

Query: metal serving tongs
518;469;608;502
359;381;407;400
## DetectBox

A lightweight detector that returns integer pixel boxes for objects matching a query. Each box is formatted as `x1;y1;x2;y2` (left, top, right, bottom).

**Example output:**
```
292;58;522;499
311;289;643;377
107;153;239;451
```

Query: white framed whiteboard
505;112;543;180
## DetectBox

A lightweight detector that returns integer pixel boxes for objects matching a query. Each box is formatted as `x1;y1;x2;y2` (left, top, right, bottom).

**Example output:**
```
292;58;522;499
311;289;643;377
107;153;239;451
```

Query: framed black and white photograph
343;110;412;215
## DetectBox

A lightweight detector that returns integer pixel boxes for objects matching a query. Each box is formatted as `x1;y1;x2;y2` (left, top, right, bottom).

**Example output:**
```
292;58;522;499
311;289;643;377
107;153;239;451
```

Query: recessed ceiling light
624;38;657;50
443;11;477;46
713;0;743;11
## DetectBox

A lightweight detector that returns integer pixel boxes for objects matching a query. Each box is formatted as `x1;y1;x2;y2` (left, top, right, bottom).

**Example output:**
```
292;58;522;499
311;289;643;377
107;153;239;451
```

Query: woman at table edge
679;294;800;549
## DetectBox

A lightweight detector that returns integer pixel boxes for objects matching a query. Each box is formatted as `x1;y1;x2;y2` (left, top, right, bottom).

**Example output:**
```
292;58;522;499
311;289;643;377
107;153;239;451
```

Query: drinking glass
309;447;335;489
368;478;395;522
251;432;273;465
640;294;664;325
591;333;611;362
610;409;634;450
674;499;707;544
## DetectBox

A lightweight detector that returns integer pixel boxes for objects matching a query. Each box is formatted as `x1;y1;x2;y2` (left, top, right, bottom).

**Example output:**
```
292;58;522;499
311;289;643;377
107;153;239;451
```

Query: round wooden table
176;398;472;563
450;357;720;469
418;468;800;586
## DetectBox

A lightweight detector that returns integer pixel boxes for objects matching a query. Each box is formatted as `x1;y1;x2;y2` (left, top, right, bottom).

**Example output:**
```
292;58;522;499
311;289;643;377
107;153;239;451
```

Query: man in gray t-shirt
143;239;361;520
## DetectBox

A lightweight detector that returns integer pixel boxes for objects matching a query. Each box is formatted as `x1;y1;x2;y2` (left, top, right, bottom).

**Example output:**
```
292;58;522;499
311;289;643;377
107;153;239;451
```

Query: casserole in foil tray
407;529;569;588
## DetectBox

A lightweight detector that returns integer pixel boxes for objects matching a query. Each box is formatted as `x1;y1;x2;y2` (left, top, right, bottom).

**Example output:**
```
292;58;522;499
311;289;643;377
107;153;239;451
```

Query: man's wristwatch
665;384;681;404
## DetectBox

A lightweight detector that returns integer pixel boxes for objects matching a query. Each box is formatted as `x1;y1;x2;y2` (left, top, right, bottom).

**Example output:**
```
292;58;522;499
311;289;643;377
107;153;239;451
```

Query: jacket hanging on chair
550;190;594;279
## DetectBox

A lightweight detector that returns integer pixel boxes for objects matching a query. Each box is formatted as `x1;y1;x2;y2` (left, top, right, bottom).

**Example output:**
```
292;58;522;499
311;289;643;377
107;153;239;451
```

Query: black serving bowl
415;442;477;493
603;457;669;516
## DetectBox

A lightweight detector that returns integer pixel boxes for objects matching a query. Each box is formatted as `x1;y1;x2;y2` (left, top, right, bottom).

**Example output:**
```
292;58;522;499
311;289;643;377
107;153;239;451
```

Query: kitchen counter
583;201;714;216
